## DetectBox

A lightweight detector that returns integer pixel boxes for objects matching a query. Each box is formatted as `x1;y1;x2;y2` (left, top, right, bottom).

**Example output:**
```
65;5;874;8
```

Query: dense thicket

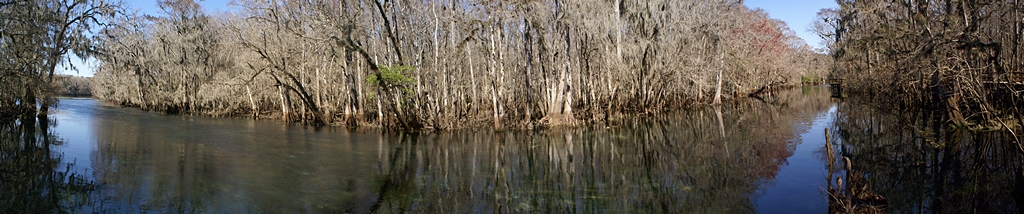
818;0;1024;127
91;0;828;129
53;75;92;97
0;0;117;118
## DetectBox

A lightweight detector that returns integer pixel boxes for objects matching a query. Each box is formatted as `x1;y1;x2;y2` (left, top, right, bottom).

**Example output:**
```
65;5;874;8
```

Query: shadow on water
0;115;95;213
823;98;1024;213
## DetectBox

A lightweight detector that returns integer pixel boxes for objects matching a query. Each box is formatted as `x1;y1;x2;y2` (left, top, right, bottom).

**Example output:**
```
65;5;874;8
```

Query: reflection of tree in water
80;86;833;212
0;116;94;213
90;113;237;213
826;101;1024;213
370;87;834;213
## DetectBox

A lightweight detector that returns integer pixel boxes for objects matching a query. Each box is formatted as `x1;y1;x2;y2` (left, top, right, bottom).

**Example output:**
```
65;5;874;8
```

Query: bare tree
90;0;829;129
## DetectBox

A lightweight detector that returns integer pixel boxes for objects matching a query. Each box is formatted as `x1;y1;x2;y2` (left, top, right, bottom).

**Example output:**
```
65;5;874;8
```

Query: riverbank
95;83;814;130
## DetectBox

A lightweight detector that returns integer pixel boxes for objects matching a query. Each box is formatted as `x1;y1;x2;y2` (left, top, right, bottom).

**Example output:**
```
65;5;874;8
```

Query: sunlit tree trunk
356;55;365;121
497;24;507;126
278;85;289;122
489;24;502;128
561;29;574;123
246;85;256;118
316;67;322;112
714;50;724;105
466;45;477;115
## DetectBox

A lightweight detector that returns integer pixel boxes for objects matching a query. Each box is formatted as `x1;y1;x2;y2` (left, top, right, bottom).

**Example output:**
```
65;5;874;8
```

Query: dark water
1;86;1020;213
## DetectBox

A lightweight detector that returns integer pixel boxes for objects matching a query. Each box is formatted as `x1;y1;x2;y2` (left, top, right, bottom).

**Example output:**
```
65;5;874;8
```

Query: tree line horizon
0;0;865;130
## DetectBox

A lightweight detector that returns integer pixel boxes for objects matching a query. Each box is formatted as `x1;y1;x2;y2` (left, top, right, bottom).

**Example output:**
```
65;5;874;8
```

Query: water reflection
368;97;830;213
0;116;94;213
357;89;834;213
20;87;838;212
825;100;1024;212
14;87;1019;212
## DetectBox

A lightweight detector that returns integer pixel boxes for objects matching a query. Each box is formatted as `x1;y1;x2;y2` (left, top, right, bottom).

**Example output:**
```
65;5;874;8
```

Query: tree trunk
561;28;574;124
497;25;507;124
181;70;188;112
23;83;37;114
524;19;533;122
372;0;403;64
275;71;327;125
490;27;502;128
714;51;724;105
301;96;307;124
432;1;441;121
316;67;322;111
714;68;723;104
278;84;290;122
429;0;439;98
614;0;622;60
246;85;257;118
376;87;384;125
467;45;477;115
355;55;365;122
137;69;148;110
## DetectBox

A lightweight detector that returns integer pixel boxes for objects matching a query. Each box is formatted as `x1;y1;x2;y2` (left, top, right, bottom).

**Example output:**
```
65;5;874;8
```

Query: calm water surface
2;86;1020;213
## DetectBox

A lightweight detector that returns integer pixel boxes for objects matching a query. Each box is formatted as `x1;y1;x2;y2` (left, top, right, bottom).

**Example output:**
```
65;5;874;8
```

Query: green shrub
801;75;820;85
367;65;415;88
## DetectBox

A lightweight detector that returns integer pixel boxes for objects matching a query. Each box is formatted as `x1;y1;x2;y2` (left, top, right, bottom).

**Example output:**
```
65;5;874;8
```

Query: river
1;86;1020;213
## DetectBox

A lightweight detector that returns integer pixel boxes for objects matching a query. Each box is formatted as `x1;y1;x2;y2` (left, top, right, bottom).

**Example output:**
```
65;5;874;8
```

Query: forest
815;0;1024;129
4;0;830;128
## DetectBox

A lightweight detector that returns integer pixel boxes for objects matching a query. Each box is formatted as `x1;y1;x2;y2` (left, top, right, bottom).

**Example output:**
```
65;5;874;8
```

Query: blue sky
126;0;235;15
62;0;837;77
744;0;839;50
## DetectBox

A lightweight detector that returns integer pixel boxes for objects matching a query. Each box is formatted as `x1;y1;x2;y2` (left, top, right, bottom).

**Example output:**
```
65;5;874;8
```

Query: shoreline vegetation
87;0;830;129
814;0;1024;132
1;0;836;129
5;0;1019;133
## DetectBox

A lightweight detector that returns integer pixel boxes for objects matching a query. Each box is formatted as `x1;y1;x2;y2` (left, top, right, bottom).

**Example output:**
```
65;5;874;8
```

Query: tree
0;0;118;117
38;0;119;115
